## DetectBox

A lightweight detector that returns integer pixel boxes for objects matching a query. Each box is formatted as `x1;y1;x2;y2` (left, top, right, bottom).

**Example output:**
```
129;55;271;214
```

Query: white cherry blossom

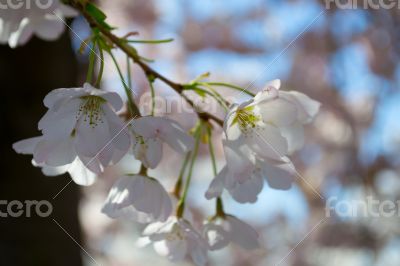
202;215;260;250
101;174;172;223
13;136;97;186
225;79;320;161
137;216;208;266
0;2;77;48
206;80;319;203
13;83;130;175
131;116;194;168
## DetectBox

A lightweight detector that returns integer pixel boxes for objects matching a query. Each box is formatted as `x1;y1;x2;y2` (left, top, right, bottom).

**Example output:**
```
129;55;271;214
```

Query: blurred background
2;0;400;265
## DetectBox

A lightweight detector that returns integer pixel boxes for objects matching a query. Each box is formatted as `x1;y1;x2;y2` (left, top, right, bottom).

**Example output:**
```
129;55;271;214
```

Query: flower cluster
206;80;320;203
13;78;319;265
6;3;320;264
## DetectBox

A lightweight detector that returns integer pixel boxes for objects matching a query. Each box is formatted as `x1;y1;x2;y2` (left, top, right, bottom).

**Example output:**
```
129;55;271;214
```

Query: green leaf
85;3;114;30
86;3;107;22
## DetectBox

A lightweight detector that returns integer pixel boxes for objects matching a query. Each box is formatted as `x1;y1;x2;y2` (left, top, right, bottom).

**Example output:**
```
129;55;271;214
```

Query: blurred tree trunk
0;31;83;266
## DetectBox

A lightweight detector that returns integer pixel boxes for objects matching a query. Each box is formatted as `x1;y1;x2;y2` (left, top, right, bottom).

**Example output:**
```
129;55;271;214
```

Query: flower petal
227;216;260;250
12;136;42;154
262;159;295;190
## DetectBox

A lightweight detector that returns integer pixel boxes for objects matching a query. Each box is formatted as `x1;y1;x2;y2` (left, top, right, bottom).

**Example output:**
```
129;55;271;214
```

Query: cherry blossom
13;136;97;186
101;174;172;223
131;116;194;168
13;83;130;175
0;2;77;48
137;217;208;266
202;215;260;250
206;80;319;203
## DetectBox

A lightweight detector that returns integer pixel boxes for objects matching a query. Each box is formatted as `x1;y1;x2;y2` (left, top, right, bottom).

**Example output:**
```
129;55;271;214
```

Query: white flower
131;116;194;168
206;80;319;203
205;141;295;203
101;175;172;223
13;136;97;186
138;217;208;266
13;83;130;175
0;2;77;48
225;79;320;160
203;215;260;250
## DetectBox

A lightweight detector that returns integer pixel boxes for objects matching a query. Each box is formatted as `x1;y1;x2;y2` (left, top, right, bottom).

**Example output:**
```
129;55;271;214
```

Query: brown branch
70;1;224;126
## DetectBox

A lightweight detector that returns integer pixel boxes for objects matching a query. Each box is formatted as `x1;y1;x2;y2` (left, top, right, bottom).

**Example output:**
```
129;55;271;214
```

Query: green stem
173;152;191;198
86;40;97;84
176;125;202;217
94;43;104;87
125;38;174;44
207;126;217;176
202;82;255;97
207;126;226;218
147;75;156;116
108;50;140;117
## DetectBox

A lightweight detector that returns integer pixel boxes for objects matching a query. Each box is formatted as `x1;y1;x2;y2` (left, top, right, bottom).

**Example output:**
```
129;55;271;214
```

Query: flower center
165;225;185;241
231;106;261;131
77;95;106;128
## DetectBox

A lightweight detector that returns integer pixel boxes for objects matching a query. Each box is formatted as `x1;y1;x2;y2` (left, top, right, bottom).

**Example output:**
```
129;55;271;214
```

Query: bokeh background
2;0;400;265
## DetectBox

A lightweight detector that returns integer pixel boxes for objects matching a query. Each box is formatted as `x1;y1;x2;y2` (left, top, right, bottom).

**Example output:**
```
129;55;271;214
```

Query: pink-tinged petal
77;154;104;174
153;239;187;262
34;15;64;41
280;122;305;154
205;167;227;199
41;164;69;176
280;91;320;123
131;176;172;222
227;216;260;250
246;123;288;161
252;84;279;105
12;136;42;154
8;18;33;48
202;222;231;250
257;97;297;127
158;119;194;153
132;116;159;138
102;175;172;223
228;169;264;203
39;98;80;138
262;159;295;190
101;176;134;217
75;107;111;158
43;87;85;109
145;138;163;169
67;158;97;186
33;137;76;166
223;141;255;182
102;105;130;160
265;79;281;90
185;229;208;266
